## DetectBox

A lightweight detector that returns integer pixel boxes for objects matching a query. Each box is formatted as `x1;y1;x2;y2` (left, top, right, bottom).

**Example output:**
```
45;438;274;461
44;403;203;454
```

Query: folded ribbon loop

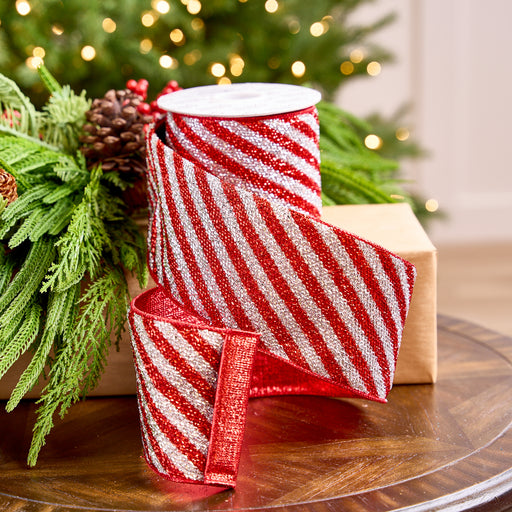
129;83;416;488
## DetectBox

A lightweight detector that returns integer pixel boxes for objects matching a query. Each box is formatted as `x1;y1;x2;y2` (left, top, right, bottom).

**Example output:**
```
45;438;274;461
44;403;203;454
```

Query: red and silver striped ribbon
128;85;416;488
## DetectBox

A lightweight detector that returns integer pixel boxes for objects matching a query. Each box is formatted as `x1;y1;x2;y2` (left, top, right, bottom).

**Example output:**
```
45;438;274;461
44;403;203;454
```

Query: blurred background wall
338;0;512;245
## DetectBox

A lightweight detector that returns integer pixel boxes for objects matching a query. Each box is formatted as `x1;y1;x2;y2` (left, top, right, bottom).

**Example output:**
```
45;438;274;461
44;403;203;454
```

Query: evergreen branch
0;238;55;328
27;268;128;466
29;199;74;241
321;161;397;204
0;302;41;380
0;238;54;314
37;65;63;95
0;72;39;136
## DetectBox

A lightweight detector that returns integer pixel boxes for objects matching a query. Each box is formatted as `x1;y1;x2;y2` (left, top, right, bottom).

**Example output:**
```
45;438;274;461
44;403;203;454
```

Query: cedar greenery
0;67;147;466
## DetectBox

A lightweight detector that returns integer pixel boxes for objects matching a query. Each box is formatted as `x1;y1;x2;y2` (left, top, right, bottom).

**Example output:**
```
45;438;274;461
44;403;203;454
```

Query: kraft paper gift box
0;202;437;399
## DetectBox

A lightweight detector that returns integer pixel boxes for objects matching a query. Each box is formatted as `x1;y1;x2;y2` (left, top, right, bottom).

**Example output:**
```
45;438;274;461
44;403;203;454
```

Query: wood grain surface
0;315;511;512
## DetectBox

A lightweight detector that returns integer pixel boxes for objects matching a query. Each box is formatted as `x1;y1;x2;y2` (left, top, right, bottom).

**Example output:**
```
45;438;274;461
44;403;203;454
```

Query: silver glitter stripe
182;117;322;212
314;222;398;380
133;314;214;421
217;119;321;188
205;175;325;365
197;328;225;353
154;319;219;387
354;239;403;338
241;194;368;392
264;115;320;159
181;162;289;360
225;186;344;378
166;116;237;185
393;256;411;307
297;112;320;132
137;388;204;480
132;333;210;455
150;142;211;320
151;205;165;289
280;211;386;397
162;152;238;327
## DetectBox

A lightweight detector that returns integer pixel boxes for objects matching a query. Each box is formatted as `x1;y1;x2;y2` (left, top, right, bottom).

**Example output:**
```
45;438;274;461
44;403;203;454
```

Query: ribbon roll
129;83;416;488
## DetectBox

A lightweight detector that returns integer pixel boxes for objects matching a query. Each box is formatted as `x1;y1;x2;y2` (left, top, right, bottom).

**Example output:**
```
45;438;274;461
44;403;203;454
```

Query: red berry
167;80;179;90
126;79;138;91
137;102;151;115
137;78;149;91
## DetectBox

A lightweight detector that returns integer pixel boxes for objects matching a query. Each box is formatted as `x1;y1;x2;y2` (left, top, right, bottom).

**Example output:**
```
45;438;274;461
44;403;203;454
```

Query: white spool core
157;83;321;118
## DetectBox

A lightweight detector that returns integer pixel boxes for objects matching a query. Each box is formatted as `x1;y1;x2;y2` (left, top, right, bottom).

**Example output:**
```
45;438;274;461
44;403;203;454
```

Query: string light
268;56;280;69
350;49;364;63
396;127;410;141
141;11;156;27
309;22;325;37
191;18;204;30
32;46;45;58
288;19;300;34
153;0;170;14
140;38;153;54
291;60;306;78
170;28;185;45
239;0;249;3
218;77;231;85
425;198;439;212
187;0;202;14
367;61;381;76
81;45;96;61
340;61;354;75
364;134;382;150
210;62;226;77
265;0;278;13
15;0;31;16
184;49;201;65
102;18;117;33
229;54;245;76
25;56;43;69
51;24;64;35
159;55;178;69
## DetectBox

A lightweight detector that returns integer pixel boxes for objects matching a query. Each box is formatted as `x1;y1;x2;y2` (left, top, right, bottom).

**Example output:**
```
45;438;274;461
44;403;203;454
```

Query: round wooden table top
1;316;512;512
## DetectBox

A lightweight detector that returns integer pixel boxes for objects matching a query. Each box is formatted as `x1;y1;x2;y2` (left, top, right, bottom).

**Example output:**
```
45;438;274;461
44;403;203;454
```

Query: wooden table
1;316;511;511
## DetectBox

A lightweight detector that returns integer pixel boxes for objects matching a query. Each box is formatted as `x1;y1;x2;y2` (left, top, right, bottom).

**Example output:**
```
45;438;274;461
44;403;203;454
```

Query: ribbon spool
129;83;416;488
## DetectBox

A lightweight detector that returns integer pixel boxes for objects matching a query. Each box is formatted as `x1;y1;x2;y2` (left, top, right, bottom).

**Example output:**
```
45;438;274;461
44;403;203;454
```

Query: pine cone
0;168;18;205
80;88;152;176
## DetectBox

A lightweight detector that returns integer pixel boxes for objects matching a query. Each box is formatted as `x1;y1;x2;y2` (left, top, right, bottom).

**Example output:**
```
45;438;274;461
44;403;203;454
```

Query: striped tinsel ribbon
128;101;416;488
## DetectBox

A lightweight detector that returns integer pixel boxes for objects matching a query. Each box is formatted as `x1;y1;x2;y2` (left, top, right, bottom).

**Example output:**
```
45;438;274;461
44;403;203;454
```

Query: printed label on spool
157;82;322;118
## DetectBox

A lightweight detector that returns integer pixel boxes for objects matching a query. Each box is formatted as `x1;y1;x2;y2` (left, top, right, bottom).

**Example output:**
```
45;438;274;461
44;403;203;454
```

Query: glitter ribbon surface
128;95;416;488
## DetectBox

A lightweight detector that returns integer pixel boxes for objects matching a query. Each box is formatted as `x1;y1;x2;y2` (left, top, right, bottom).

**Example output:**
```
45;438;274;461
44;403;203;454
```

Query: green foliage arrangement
0;66;147;466
317;101;421;217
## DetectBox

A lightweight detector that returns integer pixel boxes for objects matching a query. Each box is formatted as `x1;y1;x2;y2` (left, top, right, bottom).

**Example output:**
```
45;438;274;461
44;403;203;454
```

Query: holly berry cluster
126;78;182;122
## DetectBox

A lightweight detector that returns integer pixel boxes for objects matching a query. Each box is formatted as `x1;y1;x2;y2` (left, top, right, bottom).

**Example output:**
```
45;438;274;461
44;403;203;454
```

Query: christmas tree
1;0;395;102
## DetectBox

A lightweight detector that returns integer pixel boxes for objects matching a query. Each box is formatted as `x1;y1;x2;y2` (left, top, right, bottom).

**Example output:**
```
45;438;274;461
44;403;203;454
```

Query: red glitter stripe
256;199;379;397
290;211;392;390
148;140;197;313
136;383;193;482
199;116;321;194
142;315;217;405
288;110;320;141
172;155;256;333
241;116;320;174
129;313;212;438
377;251;408;328
137;362;208;472
194;168;310;368
169;115;320;216
222;186;343;376
336;232;400;363
155;143;224;325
